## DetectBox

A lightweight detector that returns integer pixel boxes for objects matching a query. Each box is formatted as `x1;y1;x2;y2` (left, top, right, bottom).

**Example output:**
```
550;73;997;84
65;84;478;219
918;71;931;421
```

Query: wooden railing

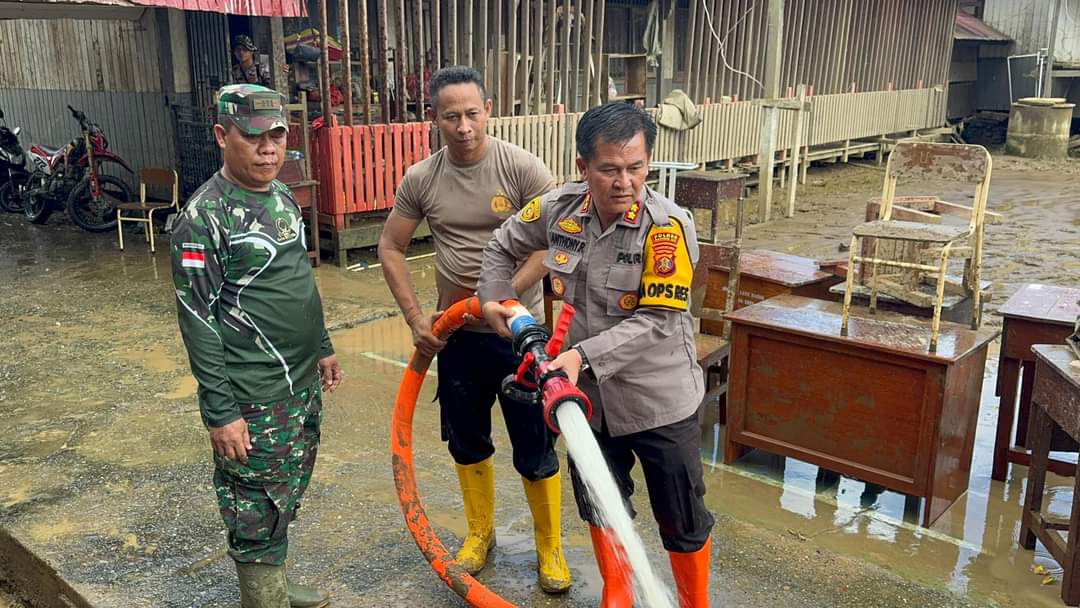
312;88;947;220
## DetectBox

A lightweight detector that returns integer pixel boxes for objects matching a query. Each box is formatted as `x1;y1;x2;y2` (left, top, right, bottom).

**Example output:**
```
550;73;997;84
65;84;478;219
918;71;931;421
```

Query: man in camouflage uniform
232;35;272;87
172;84;342;608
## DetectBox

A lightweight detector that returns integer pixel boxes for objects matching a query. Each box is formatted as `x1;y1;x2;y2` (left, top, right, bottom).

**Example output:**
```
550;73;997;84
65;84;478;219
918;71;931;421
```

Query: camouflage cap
216;84;288;136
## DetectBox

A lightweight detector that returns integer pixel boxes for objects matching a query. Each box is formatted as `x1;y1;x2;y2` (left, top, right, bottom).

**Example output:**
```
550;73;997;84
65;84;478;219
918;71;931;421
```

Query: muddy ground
0;155;1076;607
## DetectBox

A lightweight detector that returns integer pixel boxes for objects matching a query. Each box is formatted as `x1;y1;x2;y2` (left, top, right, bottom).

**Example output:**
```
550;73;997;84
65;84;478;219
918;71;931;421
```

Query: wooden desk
699;247;842;336
991;284;1080;481
725;295;998;527
1020;345;1080;605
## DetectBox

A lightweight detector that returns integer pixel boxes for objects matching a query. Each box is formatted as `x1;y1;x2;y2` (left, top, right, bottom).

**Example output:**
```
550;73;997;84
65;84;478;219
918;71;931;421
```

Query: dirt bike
0;107;29;213
22;105;134;231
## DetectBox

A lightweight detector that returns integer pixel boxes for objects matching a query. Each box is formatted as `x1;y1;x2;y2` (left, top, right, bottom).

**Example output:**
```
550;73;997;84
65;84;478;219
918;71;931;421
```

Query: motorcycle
0;108;29;213
23;105;134;231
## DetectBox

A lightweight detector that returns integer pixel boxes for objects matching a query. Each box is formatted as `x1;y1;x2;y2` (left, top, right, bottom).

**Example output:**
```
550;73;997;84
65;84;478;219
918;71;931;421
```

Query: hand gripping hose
391;297;592;607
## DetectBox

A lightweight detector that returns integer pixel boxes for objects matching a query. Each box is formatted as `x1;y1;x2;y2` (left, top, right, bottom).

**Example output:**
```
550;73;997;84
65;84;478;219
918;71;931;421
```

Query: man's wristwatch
573;345;592;377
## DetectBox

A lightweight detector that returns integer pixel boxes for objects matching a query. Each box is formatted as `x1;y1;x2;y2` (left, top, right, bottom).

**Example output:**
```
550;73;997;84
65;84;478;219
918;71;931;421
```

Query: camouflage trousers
213;382;322;565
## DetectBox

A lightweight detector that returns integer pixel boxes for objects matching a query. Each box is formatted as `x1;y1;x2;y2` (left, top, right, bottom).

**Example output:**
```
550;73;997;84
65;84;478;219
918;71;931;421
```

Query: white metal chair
840;142;992;351
650;161;698;198
116;168;179;253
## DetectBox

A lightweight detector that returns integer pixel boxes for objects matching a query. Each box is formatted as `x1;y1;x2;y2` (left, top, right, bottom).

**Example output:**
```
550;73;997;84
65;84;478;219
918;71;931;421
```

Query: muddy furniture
991;284;1080;482
841;142;992;351
115;168;179;254
1020;345;1080;606
699;247;842;336
673;170;747;243
725;295;999;527
283;92;320;267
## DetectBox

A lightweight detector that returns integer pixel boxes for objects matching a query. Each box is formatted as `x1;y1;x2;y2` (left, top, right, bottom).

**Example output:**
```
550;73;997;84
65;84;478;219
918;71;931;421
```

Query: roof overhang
0;0;305;19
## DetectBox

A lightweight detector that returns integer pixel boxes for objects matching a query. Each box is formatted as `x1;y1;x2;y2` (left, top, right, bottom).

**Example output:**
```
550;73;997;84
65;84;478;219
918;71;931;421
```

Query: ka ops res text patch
639;217;693;311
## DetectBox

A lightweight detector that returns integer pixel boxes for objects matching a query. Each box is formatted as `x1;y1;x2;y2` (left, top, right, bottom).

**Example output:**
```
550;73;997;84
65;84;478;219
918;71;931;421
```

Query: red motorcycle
22;105;133;231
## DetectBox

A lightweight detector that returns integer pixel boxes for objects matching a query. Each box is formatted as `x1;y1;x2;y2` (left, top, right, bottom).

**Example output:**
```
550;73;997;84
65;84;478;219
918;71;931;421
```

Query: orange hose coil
390;296;517;607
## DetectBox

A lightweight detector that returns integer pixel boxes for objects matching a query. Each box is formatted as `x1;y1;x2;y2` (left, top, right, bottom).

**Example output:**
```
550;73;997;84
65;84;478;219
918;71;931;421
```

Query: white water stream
556;404;676;608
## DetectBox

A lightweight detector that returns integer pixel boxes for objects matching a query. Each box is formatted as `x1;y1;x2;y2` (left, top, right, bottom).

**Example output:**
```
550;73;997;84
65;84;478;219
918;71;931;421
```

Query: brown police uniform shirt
478;181;705;436
394;137;554;326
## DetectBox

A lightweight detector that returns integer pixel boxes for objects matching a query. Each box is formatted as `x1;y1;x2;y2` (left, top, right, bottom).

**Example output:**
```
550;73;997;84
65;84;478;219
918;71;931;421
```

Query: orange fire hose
390;296;517;608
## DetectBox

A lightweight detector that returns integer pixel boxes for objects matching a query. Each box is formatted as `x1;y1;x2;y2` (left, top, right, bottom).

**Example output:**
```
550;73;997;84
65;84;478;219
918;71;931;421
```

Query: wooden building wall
0;12;176;180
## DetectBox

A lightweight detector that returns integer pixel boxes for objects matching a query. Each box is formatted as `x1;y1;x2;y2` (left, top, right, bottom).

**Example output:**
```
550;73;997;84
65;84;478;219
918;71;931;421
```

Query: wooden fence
312;87;946;219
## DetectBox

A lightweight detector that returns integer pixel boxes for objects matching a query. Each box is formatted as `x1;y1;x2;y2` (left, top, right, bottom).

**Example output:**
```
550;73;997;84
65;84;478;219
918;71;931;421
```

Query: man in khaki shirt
377;66;571;594
479;103;714;608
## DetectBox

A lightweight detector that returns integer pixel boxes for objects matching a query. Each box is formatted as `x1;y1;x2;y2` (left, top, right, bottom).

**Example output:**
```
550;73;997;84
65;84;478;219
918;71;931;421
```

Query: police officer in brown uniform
478;102;714;608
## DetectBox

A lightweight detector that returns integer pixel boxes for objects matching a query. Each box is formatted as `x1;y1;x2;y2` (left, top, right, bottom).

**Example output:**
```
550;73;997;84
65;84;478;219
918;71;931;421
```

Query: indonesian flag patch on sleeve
181;242;207;269
639;218;694;311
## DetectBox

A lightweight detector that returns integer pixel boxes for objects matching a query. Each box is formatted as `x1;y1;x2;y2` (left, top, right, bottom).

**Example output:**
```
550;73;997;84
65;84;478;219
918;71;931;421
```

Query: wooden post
413;0;424;114
521;0;531;114
465;0;474;66
582;0;594;110
565;0;574;107
758;0;784;222
269;17;288;94
1044;0;1064;97
494;0;503;115
433;0;442;69
359;0;372;124
395;0;407;121
723;189;746;340
684;0;697;101
478;0;488;86
547;0;556;113
508;0;518;115
448;0;458;64
657;0;674;102
340;0;353;125
571;0;582;112
786;84;806;218
592;0;606;107
533;0;543;114
378;0;391;123
319;0;332;121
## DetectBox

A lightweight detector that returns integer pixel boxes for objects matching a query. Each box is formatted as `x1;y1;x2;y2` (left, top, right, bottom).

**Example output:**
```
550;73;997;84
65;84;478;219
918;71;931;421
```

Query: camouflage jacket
171;172;333;428
233;61;272;87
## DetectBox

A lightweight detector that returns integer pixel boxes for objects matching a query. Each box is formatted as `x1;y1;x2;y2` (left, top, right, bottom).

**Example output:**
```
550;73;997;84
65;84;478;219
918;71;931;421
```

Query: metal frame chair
840;141;992;351
116;168;179;253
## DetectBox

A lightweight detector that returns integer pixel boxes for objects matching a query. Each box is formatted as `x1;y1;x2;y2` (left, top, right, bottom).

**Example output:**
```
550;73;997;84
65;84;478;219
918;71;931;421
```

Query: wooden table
991;284;1080;481
1020;345;1080;605
725;295;999;527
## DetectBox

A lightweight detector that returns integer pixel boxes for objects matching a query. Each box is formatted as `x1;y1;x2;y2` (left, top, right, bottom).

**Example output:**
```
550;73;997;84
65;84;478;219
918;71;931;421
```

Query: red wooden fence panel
312;121;433;228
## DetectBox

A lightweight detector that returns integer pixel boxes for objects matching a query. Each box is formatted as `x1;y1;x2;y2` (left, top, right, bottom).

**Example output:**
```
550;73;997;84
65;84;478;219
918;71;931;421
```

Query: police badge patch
519;196;542;223
558;217;583;234
650;231;680;277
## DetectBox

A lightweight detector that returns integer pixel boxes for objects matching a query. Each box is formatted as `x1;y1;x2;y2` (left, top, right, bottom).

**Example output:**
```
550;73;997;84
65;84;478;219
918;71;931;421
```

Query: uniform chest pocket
545;249;582;301
605;265;642;316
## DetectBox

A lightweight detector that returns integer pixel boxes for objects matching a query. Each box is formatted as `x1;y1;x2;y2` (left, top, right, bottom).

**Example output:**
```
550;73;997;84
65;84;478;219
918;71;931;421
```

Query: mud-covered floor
0;157;1077;607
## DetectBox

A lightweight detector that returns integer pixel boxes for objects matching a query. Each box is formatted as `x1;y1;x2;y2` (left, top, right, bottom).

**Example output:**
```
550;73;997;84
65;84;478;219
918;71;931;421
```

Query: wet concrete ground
0;157;1076;607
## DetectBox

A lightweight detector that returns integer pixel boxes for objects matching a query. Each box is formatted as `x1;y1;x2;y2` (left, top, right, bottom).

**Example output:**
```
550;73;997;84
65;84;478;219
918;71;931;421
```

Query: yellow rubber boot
522;472;573;594
454;457;496;574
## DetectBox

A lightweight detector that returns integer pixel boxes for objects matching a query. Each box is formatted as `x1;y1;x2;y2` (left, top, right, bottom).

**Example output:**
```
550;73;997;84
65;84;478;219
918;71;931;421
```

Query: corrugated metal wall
683;0;959;103
0;13;174;183
983;0;1080;64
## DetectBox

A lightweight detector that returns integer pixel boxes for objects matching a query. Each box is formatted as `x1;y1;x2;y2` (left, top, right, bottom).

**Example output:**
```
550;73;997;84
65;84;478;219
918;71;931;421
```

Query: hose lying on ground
390;296;516;608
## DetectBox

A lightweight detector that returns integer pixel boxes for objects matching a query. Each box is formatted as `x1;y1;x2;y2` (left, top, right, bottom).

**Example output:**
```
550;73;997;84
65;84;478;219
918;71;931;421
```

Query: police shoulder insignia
519;196;542;223
639;218;693;311
622;200;641;225
558;217;582;234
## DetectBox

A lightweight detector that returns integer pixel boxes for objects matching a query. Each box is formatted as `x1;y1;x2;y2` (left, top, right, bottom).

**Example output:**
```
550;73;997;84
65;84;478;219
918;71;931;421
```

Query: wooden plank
448;0;459;64
395;0;408;122
561;0;571;107
433;0;442;69
340;127;355;212
340;0;353;125
494;0;503;115
684;0;698;101
465;0;475;66
582;0;594;110
378;0;392;123
521;0;531;115
374;124;386;208
359;0;373;124
413;0;425;113
592;0;605;107
547;0;556;113
362;127;375;211
534;0;544;114
508;0;519;115
479;0;488;89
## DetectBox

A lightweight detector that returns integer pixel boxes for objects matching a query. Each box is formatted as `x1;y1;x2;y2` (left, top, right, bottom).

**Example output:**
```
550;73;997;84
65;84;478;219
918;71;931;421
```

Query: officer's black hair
428;66;489;111
576;102;657;163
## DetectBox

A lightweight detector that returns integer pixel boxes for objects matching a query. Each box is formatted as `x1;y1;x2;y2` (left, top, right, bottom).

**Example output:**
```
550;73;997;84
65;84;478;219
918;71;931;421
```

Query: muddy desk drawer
724;295;998;528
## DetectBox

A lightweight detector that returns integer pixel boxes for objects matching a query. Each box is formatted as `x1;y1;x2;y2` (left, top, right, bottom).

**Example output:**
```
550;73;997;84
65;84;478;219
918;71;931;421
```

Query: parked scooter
23;105;133;231
0;108;29;213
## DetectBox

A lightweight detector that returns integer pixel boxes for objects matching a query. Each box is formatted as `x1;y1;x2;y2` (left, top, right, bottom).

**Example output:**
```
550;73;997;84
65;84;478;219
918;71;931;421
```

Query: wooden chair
116;168;179;253
840;141;992;351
